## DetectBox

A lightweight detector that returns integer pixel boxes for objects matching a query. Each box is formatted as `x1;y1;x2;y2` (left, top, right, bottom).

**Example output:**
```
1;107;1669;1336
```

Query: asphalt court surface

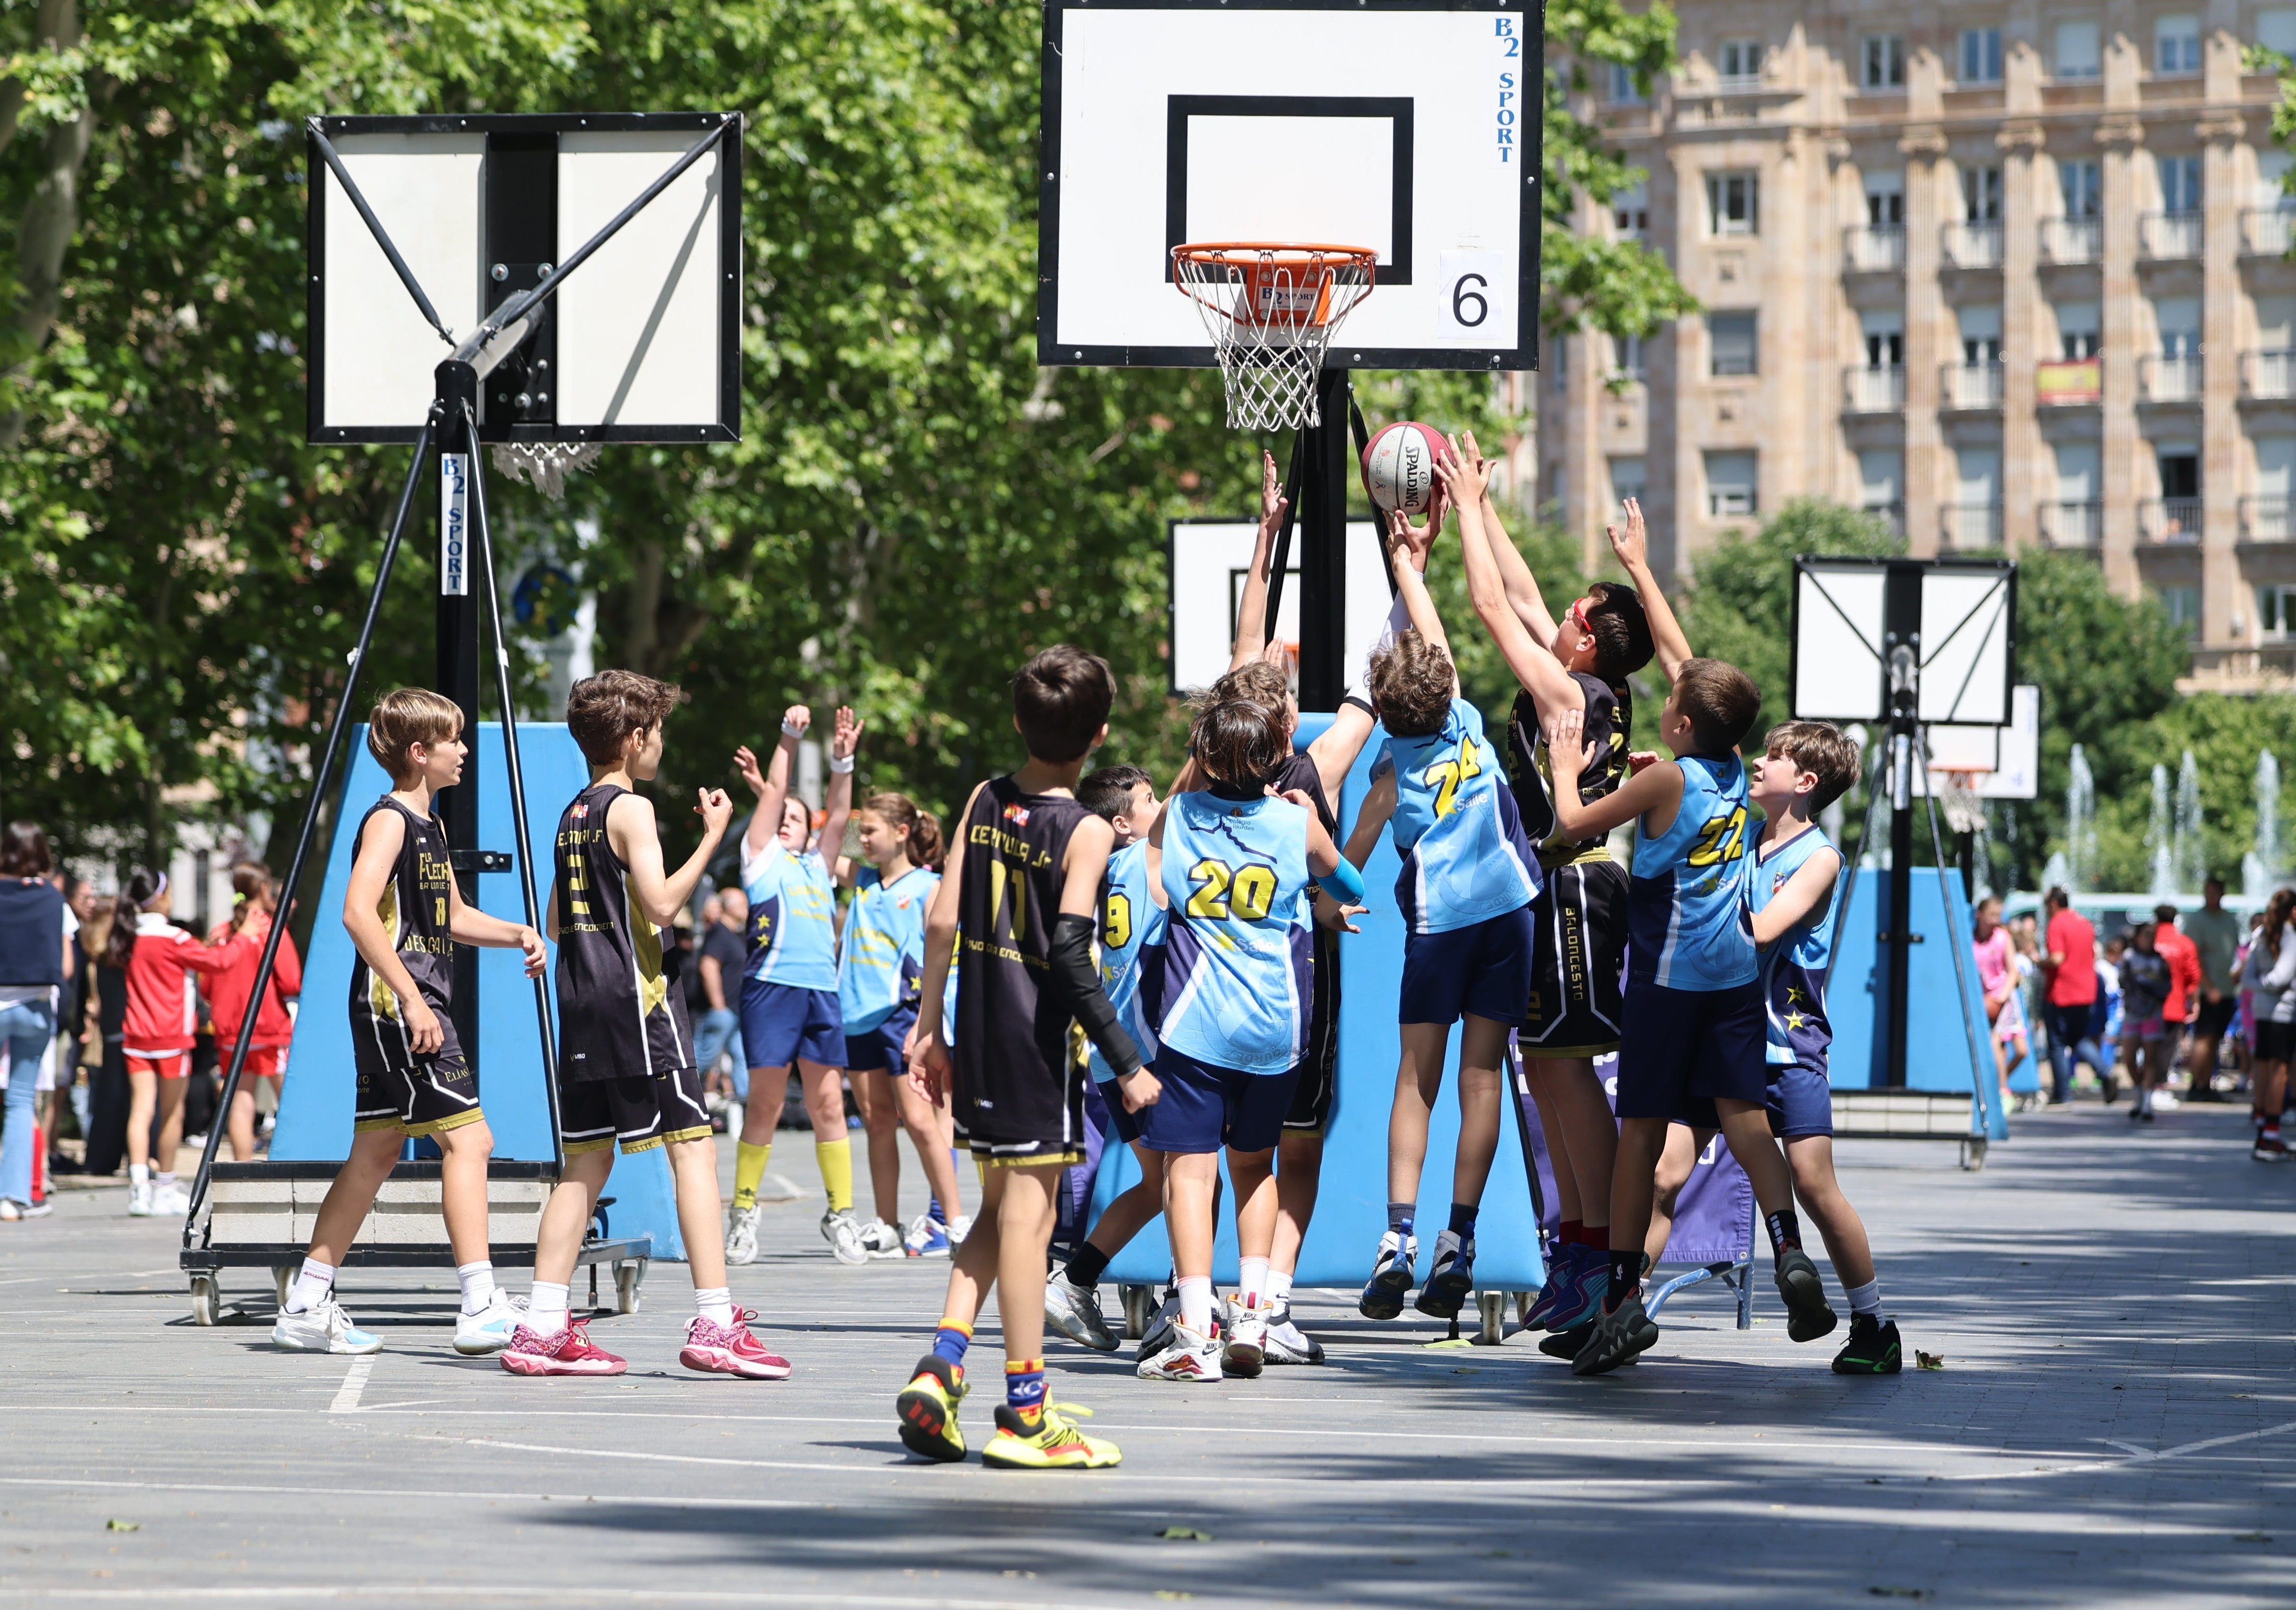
3;1103;2292;1607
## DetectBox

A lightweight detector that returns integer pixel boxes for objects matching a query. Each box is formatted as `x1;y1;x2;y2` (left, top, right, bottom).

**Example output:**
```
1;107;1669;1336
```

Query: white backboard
1041;2;1539;371
1921;685;2040;800
308;114;741;444
1790;563;1889;722
1791;558;2017;727
1169;519;1393;696
1919;568;2015;726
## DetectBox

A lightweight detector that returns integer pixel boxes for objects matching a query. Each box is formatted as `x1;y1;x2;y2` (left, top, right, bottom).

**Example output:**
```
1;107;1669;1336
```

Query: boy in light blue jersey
1343;518;1540;1325
1545;660;1833;1375
1747;721;1901;1375
724;704;865;1268
1043;765;1175;1355
836;790;964;1262
1138;700;1360;1382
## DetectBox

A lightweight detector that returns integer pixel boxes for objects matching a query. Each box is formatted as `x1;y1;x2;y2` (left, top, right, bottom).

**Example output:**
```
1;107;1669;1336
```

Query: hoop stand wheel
615;1259;646;1315
1960;1138;1989;1172
273;1266;295;1310
1119;1282;1155;1341
1473;1291;1508;1346
189;1275;220;1327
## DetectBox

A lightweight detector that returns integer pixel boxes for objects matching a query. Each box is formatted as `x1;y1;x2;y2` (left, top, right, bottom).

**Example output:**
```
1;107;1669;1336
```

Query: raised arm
1468;449;1560;649
1342;766;1398;870
608;787;733;930
1750;845;1844;948
819;706;862;872
1230;450;1289;671
738;705;808;862
1607;498;1694;682
1387;513;1457;689
1440;435;1585;722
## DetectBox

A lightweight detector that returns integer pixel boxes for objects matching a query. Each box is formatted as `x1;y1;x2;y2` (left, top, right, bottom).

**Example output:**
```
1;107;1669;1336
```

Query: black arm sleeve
1047;912;1143;1081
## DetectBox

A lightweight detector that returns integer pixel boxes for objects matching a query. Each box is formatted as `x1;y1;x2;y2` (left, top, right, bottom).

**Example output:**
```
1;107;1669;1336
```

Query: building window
2159;445;2202;500
1707;170;1759;235
2160;154;2202;214
2156;14;2202;74
1708;311;1758;375
1963;165;2005;221
2154;295;2201;358
1609;62;1647;104
1612;180;1649;238
1717;39;1763;87
1609;455;1647;518
1861;35;1905;89
1866;171;1905;226
2258;584;2296;641
2056;19;2102;79
2161;586;2202;638
2265;9;2296;58
1613;333;1646;379
1861;310;1904;367
1960;27;2004;82
1705;451;1758;518
1858;449;1902;509
1959;304;2002;364
2055;441;2100;502
2056;299;2101;358
2060;159;2103;218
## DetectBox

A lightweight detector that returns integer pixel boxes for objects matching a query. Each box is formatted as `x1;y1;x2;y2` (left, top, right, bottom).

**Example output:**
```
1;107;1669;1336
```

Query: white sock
1267;1268;1294;1306
157;1172;177;1189
696;1286;735;1327
527;1280;571;1337
285;1257;336;1316
1844;1279;1881;1317
129;1163;149;1186
456;1260;496;1316
2137;1085;2154;1113
1238;1256;1270;1307
1177;1274;1214;1338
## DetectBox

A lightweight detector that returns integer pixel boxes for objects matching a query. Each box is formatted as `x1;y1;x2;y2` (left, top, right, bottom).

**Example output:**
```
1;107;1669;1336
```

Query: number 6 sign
1436;249;1513;344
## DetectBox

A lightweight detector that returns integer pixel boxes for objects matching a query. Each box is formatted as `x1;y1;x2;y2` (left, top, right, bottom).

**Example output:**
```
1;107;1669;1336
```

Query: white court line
4;1575;1107;1608
329;1356;376;1414
1927;1418;2296;1483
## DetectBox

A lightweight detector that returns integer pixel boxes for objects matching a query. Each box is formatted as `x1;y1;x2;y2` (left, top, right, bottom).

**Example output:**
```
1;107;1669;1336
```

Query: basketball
1360;421;1449;518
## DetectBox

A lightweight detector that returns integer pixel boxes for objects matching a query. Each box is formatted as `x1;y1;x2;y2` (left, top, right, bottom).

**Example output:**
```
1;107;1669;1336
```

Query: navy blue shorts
739;978;844;1070
1615;979;1768;1124
1097;1078;1143;1146
1766;1059;1835;1139
1137;1048;1300;1155
843;1007;917;1074
1398;904;1535;1027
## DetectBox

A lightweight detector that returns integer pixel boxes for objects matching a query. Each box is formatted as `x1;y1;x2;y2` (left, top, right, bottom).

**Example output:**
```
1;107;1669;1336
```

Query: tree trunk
0;0;97;449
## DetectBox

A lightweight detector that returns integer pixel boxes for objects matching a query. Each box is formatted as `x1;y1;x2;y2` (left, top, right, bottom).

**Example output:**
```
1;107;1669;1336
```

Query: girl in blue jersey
1136;699;1361;1383
837;792;964;1260
724;705;864;1268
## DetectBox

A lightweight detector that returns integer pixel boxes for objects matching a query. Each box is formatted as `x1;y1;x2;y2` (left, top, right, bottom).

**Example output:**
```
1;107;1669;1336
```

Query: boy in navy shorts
1545;661;1834;1375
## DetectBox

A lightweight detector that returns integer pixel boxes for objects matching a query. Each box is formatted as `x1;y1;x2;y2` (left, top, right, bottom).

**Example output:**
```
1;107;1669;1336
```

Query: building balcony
1843;224;1906;272
2038;217;2102;265
2037;500;2103;547
2139;353;2204;403
2243;349;2296;400
1842;364;1906;412
1860;500;1906;536
2037;357;2102;405
2139;210;2205;260
2241;495;2296;541
1940;502;2003;549
1939;360;2004;410
1714;72;1766;94
2241;207;2296;258
2139;498;2204;543
1941;220;2004;269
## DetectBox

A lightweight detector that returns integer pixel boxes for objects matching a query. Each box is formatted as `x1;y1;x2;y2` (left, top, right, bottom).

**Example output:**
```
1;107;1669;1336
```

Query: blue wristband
1316;856;1365;905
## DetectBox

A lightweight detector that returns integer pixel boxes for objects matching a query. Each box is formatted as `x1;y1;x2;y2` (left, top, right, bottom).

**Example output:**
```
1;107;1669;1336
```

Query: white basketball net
1938;772;1987;834
491;440;603;501
1171;246;1375;432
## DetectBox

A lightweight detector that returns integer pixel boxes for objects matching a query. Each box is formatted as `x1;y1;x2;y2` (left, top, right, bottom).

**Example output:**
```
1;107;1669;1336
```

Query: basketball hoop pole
1881;566;1922;1091
1297;367;1351;710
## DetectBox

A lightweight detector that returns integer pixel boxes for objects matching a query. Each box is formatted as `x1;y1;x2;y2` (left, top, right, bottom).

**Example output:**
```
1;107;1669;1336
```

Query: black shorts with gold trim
559;1060;712;1156
1520;855;1629;1059
352;1005;485;1138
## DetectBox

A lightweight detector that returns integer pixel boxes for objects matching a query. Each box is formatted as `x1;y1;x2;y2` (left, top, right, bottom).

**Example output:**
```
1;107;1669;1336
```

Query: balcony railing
1842;364;1906;412
2140;498;2204;542
2037;501;2103;546
2039;216;2103;264
2242;495;2296;541
2139;353;2204;402
1942;220;2005;268
1940;502;2004;549
2241;207;2296;257
1860;500;1906;536
1843;223;1907;271
2139;210;2205;260
2243;349;2296;400
1940;360;2005;409
1714;72;1765;94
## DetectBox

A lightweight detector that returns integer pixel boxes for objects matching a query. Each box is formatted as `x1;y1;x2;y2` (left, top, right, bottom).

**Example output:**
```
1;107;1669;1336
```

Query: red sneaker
679;1309;793;1379
499;1318;628;1377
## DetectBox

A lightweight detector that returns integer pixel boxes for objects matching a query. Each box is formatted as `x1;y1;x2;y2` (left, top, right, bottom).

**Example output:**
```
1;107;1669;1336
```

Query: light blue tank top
1089;840;1167;1084
1749;826;1841;1067
838;863;939;1033
741;838;839;992
1157;791;1314;1075
1627;753;1757;990
1382;698;1540;934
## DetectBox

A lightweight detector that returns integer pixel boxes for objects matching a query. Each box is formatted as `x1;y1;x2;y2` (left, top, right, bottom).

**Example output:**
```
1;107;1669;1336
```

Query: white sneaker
453;1290;527;1356
1044;1275;1120;1352
946;1213;973;1245
821;1209;869;1266
152;1182;191;1216
272;1295;382;1355
902;1212;953;1257
1222;1296;1268;1377
0;1197;52;1220
127;1180;154;1217
725;1204;762;1265
1263;1303;1325;1365
858;1217;904;1259
1137;1323;1222;1381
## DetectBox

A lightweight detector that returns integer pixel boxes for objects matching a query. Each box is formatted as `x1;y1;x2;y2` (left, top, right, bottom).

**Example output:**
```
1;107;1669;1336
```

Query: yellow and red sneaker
980;1402;1121;1470
896;1354;968;1463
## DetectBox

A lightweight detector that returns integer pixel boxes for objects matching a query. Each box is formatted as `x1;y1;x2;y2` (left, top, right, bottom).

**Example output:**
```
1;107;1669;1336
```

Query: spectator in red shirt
2153;902;2202;1088
207;862;302;1163
108;869;234;1217
2041;888;2106;1105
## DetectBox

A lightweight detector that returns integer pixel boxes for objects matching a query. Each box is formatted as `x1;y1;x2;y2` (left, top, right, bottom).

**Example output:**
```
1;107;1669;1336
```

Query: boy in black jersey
271;689;546;1358
895;646;1161;1470
502;670;790;1380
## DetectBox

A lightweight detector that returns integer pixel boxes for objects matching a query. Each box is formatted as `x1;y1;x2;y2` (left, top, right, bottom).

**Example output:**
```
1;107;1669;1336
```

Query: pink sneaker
499;1318;628;1377
679;1309;793;1379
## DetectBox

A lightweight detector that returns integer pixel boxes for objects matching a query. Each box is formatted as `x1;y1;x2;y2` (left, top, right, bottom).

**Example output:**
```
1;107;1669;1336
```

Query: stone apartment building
1530;2;2296;690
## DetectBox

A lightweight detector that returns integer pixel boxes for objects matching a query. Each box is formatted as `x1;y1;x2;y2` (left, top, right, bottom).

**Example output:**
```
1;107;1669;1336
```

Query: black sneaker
1831;1313;1903;1375
1570;1292;1659;1377
1539;1321;1595;1360
1774;1245;1839;1343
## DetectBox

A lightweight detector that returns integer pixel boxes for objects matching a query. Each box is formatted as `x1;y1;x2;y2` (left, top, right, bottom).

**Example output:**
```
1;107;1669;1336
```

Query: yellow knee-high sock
734;1141;772;1211
816;1137;853;1214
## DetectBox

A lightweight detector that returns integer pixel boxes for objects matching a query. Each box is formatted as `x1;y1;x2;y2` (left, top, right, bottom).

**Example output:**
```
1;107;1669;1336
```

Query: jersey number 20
1187;858;1275;922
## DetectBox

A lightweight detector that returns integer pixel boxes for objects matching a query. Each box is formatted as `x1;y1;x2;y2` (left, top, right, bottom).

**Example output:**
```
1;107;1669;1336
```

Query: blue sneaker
1523;1243;1585;1329
904;1212;952;1258
1358;1230;1417;1320
1544;1252;1609;1332
1415;1229;1476;1318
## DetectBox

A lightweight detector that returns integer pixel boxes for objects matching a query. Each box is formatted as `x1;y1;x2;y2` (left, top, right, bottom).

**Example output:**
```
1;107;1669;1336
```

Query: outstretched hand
832;706;864;760
1608;496;1650;571
1544;705;1596;780
780;704;812;740
1258;448;1289;536
733;744;766;798
1436;432;1491;508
